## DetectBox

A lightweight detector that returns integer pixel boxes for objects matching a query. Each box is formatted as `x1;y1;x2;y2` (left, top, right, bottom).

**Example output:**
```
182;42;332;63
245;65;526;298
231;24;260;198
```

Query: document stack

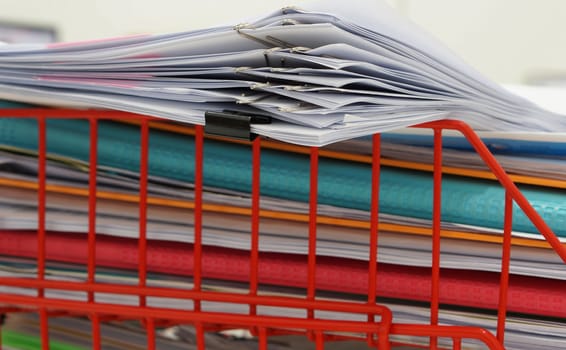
0;1;565;349
0;0;565;145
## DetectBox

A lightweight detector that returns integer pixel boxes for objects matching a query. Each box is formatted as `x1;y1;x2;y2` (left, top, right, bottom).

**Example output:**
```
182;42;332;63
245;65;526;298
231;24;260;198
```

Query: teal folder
0;114;565;238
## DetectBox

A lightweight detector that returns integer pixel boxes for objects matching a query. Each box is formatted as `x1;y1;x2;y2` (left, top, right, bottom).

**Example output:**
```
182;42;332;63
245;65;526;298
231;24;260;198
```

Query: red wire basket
0;108;565;350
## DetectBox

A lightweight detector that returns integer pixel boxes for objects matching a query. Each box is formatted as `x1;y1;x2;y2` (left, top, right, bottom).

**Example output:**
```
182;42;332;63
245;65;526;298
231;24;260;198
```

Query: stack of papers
0;0;564;146
0;123;565;308
1;1;566;348
1;256;566;350
1;146;565;280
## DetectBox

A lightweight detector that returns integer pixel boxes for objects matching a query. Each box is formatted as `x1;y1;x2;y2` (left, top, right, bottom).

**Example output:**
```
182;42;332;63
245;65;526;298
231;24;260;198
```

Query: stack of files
0;254;565;350
331;85;566;186
0;0;565;146
0;112;565;349
291;88;566;200
1;255;566;350
1;0;566;349
1;115;566;242
2;289;293;350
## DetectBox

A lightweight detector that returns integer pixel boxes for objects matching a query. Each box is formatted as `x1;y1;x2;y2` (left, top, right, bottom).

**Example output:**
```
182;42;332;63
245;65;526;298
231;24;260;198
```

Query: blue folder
381;132;566;157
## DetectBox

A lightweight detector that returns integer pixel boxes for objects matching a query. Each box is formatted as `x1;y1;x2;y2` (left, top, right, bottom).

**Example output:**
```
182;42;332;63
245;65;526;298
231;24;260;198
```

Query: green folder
2;329;86;350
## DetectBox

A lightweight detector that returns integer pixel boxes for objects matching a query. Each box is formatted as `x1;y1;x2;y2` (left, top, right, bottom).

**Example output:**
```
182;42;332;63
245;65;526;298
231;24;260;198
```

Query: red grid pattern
0;108;564;350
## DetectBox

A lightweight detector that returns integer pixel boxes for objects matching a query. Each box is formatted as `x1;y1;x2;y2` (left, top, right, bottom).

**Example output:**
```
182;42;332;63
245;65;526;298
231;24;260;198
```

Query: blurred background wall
1;0;565;84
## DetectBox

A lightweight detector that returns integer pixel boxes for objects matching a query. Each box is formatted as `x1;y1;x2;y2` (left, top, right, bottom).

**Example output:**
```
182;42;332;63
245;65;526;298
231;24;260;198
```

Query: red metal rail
0;109;564;349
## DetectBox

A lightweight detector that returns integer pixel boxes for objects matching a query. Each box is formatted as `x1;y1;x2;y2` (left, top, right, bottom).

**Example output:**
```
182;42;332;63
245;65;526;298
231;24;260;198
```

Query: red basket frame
0;108;565;350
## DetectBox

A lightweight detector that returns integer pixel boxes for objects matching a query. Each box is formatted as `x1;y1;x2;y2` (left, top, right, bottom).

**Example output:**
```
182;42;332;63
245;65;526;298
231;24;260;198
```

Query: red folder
0;229;563;318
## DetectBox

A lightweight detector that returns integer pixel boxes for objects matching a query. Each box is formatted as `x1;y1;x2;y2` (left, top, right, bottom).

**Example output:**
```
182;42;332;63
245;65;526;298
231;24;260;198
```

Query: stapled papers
0;0;564;145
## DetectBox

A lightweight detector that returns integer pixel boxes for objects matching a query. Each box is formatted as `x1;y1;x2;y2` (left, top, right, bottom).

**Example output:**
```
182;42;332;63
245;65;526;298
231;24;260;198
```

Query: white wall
1;0;565;84
0;0;321;40
402;0;566;84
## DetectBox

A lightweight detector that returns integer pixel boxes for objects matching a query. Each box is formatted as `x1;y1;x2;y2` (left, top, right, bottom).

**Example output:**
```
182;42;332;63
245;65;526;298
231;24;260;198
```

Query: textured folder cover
0;176;553;250
0;117;565;237
0;229;564;318
127;119;566;190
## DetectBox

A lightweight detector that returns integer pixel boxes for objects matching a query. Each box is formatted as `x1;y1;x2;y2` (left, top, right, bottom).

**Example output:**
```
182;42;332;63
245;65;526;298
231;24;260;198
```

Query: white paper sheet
0;0;564;146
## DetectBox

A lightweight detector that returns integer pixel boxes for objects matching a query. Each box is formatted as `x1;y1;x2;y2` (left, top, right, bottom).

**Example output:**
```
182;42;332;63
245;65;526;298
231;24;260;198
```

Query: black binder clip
204;110;272;141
